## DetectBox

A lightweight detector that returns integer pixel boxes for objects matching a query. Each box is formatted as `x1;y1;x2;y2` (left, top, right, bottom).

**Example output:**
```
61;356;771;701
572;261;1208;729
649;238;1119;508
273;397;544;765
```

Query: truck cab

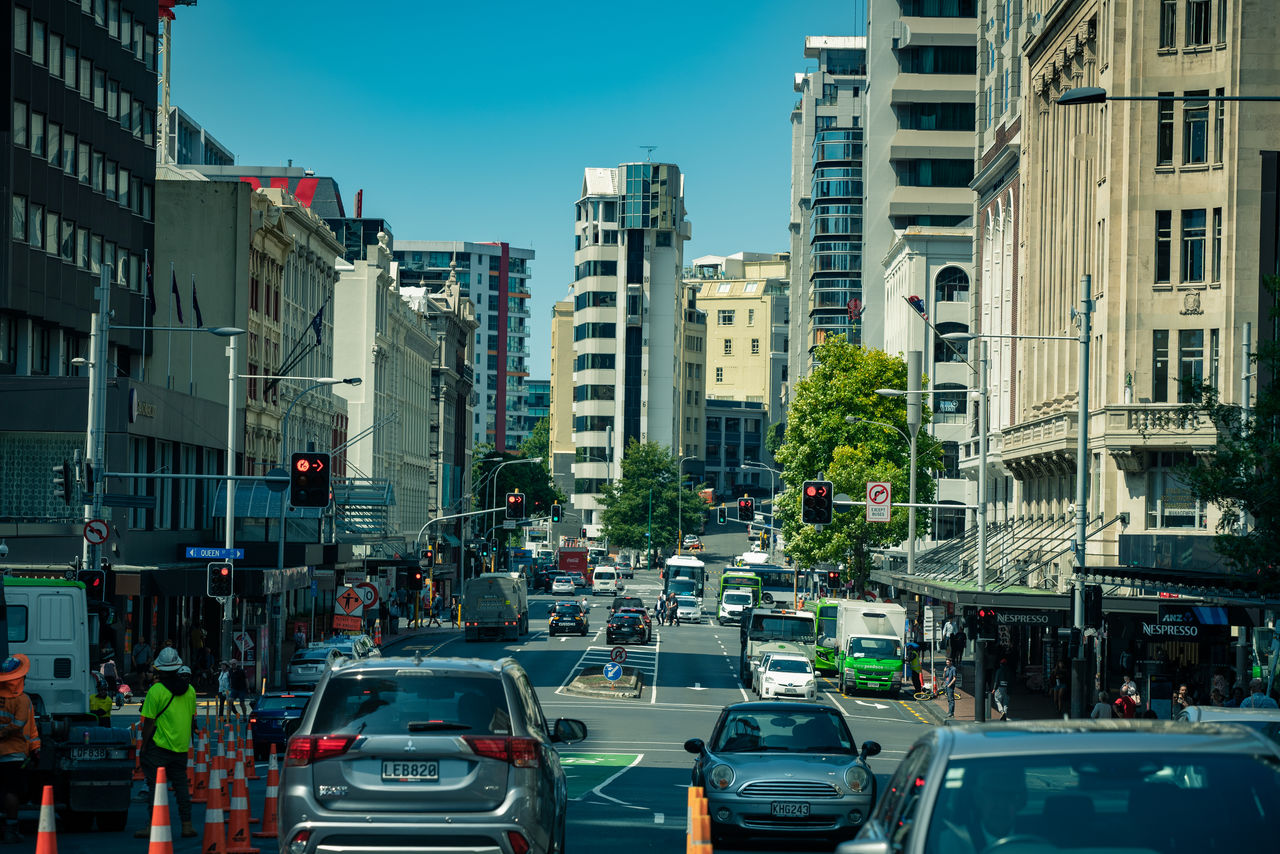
831;601;908;695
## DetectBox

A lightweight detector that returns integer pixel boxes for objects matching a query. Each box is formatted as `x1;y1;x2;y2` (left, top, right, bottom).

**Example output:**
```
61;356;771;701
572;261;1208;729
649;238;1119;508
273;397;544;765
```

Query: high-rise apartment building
863;0;979;350
569;163;694;535
548;299;576;539
395;241;534;452
788;37;867;392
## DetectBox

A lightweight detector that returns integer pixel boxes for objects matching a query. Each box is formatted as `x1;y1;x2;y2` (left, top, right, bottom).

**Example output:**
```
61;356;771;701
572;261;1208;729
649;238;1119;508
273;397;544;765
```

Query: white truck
461;573;529;642
738;607;818;686
0;576;135;831
830;601;908;696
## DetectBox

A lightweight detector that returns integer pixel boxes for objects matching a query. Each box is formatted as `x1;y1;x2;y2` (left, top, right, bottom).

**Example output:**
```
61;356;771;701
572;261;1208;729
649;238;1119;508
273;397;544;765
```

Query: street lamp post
477;457;543;572
740;461;780;556
862;351;924;574
677;456;695;555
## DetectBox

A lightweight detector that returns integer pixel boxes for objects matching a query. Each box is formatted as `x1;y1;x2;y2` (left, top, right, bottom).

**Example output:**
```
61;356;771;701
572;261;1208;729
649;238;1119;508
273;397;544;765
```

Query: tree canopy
598;441;708;555
517;417;550;470
472;446;563;547
773;336;941;581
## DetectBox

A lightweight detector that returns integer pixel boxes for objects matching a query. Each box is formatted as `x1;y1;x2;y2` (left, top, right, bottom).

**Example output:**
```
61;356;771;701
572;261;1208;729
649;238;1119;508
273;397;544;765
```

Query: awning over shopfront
212;480;325;519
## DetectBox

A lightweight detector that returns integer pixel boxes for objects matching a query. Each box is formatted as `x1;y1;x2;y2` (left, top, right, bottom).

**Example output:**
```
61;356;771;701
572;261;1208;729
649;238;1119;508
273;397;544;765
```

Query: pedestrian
943;657;957;718
908;646;924;695
667;596;680;627
992;658;1012;720
293;627;307;650
948;623;966;663
0;654;41;844
100;655;120;694
216;661;231;719
429;593;443;627
1239;677;1280;709
228;660;249;716
1049;660;1069;714
655;593;666;626
132;637;153;682
1113;691;1138;719
451;596;461;627
1121;673;1138;698
134;648;197;839
1224;685;1246;707
1089;691;1114;719
90;675;113;726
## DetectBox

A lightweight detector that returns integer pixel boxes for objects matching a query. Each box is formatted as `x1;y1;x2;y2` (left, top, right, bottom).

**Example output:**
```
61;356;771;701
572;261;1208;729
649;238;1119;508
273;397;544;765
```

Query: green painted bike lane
559;752;642;799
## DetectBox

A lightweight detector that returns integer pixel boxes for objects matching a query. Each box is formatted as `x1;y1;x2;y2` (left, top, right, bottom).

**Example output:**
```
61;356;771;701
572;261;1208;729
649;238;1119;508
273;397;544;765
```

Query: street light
272;375;361;688
677;456;697;554
740;461;780;557
477;457;543;571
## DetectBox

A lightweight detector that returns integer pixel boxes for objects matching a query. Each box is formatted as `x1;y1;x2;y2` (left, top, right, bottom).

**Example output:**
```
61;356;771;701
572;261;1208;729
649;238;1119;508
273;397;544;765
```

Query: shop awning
212;481;325;519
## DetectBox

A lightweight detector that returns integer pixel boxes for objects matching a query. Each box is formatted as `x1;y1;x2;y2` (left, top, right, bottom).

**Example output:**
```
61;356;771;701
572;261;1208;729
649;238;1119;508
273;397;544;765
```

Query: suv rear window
312;672;512;736
257;695;311;712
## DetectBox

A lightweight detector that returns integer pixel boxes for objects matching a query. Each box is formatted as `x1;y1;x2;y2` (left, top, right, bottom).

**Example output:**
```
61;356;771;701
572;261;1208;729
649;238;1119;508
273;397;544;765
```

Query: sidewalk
913;658;1067;725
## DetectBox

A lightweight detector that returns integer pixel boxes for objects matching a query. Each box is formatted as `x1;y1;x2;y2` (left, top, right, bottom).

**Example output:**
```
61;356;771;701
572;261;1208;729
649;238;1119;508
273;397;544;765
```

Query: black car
548;601;589;636
606;613;646;645
610;595;645;616
249;691;311;759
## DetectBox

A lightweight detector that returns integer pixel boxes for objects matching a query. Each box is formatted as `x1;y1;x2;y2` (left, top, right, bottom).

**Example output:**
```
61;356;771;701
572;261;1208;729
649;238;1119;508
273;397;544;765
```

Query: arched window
934;382;968;422
934;322;969;363
935;266;970;303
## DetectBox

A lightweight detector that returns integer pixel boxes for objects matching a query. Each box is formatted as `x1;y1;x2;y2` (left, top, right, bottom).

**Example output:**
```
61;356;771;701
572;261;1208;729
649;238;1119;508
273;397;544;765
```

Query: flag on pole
171;269;184;324
906;294;928;322
146;257;156;317
191;276;204;328
310;306;324;345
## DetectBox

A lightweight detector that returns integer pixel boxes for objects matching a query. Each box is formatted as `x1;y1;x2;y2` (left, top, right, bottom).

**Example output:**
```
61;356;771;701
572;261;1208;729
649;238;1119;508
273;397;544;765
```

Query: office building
525;379;550;434
394;241;534;452
569;162;694;535
169;105;233;167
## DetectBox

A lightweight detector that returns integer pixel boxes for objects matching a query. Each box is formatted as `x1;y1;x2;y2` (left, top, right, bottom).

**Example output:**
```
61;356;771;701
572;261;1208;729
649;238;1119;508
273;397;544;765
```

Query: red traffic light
805;485;816;497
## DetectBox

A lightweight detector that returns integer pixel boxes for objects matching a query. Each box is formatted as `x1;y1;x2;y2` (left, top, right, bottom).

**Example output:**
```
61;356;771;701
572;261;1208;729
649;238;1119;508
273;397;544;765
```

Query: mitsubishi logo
404;740;417;752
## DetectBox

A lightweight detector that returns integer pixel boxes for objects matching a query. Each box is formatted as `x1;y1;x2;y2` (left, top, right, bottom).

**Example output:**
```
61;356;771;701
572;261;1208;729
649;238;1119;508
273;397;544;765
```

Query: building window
13;7;28;53
1214;88;1225;164
715;367;724;383
747;308;755;326
28;204;43;250
31;18;45;65
13;102;27;148
751;338;760;355
1160;0;1178;48
935;266;970;302
48;32;61;80
1183;92;1209;164
1186;0;1211;45
1177;329;1205;402
1156;94;1174;165
1209;328;1221;390
31;112;44;158
11;195;26;241
1152;330;1170;403
1211;207;1222;283
1146;451;1206;529
718;309;735;325
1218;0;1228;43
1181;209;1206;282
63;44;77;88
939;441;961;479
1155;210;1172;283
723;339;733;356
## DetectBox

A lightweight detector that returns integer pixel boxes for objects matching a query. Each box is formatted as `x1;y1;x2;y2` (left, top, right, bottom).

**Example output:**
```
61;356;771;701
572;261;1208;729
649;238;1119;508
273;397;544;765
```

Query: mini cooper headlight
708;763;736;790
844;765;870;793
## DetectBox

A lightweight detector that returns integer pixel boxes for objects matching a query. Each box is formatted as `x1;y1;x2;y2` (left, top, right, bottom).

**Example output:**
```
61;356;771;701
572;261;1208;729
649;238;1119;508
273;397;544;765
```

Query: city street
12;522;938;854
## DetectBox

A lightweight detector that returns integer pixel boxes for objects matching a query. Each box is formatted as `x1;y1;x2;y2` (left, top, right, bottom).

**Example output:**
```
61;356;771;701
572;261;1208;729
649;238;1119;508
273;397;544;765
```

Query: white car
675;594;703;623
758;654;817;700
551;575;575;595
718;590;753;625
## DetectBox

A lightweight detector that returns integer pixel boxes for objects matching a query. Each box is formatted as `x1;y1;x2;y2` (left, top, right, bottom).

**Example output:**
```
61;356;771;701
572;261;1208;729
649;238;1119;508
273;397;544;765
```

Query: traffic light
580;527;587;538
505;491;526;520
207;562;234;598
737;497;755;522
826;570;840;586
976;607;998;640
717;506;727;525
77;568;106;598
409;569;425;590
551;503;563;522
51;460;72;505
801;480;834;524
289;451;332;508
421;547;435;567
1083;584;1103;627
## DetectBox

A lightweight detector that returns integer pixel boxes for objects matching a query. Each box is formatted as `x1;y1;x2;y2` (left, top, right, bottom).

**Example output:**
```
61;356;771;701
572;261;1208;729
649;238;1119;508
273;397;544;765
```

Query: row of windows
13;103;153;216
1154;208;1222;285
900;0;976;17
574;259;618;280
11;194;146;290
897;102;976;132
16;2;155;70
719;338;763;357
574;322;616;342
716;309;759;326
573;415;614;433
706;417;763;434
574;384;616;402
573;478;609;495
1156;90;1225;167
1159;0;1228;50
574;447;610;464
894;158;975;188
575;353;615;372
574;290;617;311
1151;328;1219;404
899;45;977;75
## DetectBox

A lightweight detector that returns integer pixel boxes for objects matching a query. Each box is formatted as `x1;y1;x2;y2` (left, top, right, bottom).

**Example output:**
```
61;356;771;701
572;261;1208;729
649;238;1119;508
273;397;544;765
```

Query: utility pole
82;267;111;575
906;350;922;575
1070;274;1093;719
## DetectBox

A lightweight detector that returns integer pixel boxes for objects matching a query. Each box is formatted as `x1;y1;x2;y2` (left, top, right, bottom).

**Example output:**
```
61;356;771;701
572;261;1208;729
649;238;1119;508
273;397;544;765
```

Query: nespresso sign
1141;605;1232;640
997;611;1063;626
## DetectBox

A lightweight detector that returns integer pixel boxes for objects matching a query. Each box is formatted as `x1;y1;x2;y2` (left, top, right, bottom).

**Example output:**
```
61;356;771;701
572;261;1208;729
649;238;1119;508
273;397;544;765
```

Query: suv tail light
463;736;540;768
506;830;530;854
286;735;356;767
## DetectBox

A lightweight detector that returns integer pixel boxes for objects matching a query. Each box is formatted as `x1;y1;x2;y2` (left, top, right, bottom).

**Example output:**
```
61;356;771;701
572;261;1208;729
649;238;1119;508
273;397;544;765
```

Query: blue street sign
603;662;623;682
185;547;245;560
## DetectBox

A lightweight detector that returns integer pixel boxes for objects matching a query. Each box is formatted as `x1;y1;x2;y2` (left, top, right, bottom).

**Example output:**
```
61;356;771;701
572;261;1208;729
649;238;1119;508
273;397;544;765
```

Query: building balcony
1100;404;1221;472
890;72;976;104
896;17;978;49
888;185;974;218
889;129;974;160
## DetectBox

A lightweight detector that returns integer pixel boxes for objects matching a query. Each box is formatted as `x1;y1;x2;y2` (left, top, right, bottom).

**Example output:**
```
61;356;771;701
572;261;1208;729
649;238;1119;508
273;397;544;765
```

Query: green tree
773;336;940;582
472;447;564;553
1176;280;1280;593
598;441;707;558
517;417;550;470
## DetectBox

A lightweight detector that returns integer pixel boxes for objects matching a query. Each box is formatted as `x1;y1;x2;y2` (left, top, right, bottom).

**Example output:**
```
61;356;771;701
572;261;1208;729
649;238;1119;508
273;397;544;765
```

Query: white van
592;567;621;596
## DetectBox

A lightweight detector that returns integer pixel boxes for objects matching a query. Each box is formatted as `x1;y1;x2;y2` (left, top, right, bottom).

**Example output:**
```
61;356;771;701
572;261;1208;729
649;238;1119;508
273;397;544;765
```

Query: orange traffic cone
132;723;145;781
200;775;227;854
35;785;57;854
192;733;209;804
206;761;224;825
242;726;259;780
224;761;259;854
142;767;173;854
251;747;279;839
374;619;382;646
232;758;260;825
218;734;233;807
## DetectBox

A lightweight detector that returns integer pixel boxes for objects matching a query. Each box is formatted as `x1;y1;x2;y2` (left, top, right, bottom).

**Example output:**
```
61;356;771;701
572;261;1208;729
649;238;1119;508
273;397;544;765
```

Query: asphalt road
20;521;937;854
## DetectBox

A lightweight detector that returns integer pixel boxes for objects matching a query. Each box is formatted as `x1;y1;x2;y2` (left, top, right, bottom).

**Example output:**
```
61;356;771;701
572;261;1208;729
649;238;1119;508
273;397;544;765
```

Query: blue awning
212;480;325;519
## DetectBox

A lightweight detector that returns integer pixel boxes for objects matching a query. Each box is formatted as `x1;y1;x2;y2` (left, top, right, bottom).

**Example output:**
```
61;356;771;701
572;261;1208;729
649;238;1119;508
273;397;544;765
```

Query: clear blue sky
171;1;860;379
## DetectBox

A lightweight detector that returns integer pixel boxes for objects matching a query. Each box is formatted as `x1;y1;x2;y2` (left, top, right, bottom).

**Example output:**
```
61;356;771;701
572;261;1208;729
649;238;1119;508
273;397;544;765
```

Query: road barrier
145;767;174;854
200;777;227;854
686;785;711;853
252;747;280;839
35;785;56;854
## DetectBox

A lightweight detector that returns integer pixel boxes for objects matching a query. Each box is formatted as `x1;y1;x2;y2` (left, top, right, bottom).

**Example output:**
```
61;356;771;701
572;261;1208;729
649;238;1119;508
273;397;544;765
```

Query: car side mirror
683;738;705;755
553;718;588;744
820;638;837;649
860;740;882;760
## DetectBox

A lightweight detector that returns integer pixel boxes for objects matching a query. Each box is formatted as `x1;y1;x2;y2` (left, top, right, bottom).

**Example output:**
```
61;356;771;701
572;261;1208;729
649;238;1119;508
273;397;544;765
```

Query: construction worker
0;654;40;844
135;648;197;839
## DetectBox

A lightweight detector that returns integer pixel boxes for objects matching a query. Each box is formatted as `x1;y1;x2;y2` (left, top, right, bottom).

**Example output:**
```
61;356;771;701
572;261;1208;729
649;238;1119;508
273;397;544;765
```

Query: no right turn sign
866;481;892;523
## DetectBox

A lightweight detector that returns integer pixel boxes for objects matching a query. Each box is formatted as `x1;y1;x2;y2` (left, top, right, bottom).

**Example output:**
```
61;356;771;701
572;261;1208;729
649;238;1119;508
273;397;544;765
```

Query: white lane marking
649;629;661;705
571;752;646;805
654;813;664;825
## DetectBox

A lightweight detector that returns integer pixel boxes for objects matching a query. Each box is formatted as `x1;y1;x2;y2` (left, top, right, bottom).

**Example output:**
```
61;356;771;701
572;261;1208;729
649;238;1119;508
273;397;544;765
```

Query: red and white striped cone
242;725;259;780
232;758;259;825
251;747;279;839
35;785;57;854
131;723;145;781
192;732;209;803
199;774;227;854
224;761;259;854
145;767;174;854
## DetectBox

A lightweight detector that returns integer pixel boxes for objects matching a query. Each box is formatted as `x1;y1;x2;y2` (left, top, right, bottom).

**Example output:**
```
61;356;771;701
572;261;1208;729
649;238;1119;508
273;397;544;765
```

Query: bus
746;563;799;607
719;570;762;604
804;598;843;674
665;554;707;596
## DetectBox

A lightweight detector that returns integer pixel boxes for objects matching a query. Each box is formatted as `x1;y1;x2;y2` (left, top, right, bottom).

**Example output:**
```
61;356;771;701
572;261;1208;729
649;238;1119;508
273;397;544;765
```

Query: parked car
550;575;575;595
616;606;652;642
280;656;587;854
547;601;589;637
317;634;380;660
249;692;311;759
685;701;880;847
287;647;345;690
606;613;646;645
616;558;634;579
838;720;1280;854
676;594;703;623
758;654;816;700
568;572;587;589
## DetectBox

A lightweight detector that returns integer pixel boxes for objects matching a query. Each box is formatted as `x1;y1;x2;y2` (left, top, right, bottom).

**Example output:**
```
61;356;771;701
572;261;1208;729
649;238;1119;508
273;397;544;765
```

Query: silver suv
279;655;586;854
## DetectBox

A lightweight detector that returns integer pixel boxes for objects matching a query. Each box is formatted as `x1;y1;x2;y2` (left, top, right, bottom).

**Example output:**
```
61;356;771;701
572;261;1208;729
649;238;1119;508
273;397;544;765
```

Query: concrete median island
564;664;644;699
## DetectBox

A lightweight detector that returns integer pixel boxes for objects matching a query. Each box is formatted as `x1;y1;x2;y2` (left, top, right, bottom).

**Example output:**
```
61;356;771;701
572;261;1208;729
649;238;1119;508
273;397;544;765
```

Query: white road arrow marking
855;700;889;710
688;683;706;691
